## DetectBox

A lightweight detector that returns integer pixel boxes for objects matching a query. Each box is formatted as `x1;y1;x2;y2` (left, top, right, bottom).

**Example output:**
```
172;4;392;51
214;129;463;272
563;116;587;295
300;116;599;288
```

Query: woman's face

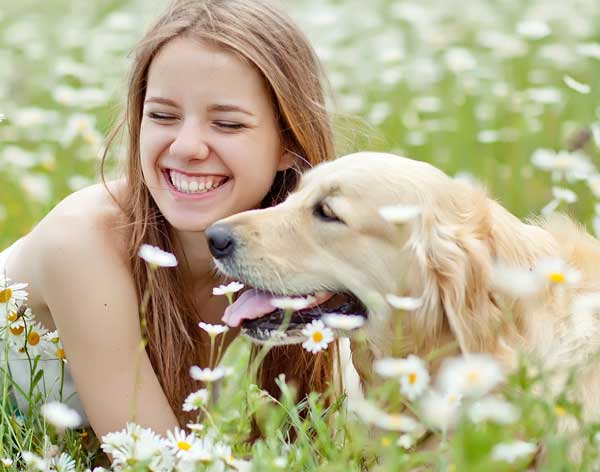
140;36;292;232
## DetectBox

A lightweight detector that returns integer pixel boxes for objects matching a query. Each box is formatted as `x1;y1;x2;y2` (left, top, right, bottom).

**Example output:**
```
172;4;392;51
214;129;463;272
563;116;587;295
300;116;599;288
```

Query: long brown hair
101;0;337;426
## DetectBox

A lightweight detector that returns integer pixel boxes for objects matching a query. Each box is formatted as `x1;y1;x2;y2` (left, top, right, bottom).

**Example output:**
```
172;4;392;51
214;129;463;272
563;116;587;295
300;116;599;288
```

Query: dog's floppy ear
410;180;503;354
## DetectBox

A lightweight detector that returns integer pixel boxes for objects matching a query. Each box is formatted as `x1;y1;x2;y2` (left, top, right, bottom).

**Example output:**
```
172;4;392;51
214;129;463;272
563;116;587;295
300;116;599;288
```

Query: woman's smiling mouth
162;169;231;199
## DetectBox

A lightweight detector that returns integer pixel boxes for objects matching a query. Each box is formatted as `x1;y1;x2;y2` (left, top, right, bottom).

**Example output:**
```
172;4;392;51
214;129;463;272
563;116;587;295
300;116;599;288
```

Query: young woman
1;0;336;438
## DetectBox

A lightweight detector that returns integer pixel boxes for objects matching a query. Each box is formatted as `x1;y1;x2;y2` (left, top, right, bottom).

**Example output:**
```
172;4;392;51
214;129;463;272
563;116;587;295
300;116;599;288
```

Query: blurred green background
1;0;599;248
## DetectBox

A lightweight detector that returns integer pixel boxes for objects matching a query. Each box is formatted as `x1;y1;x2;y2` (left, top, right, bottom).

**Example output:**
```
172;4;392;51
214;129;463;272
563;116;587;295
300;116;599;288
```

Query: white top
1;238;88;424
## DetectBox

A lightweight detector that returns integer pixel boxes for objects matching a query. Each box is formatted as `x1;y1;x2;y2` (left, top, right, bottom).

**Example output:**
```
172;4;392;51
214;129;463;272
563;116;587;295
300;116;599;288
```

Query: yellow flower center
381;437;391;446
408;372;417;384
447;393;459;404
28;331;40;346
389;415;403;427
56;348;66;360
0;288;12;303
177;441;192;451
466;371;479;385
548;272;565;283
312;331;324;343
7;311;18;322
10;326;24;336
555;405;566;416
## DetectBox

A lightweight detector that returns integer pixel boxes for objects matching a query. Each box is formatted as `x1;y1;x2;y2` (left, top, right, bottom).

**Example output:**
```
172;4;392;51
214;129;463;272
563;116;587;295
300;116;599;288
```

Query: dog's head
207;152;506;357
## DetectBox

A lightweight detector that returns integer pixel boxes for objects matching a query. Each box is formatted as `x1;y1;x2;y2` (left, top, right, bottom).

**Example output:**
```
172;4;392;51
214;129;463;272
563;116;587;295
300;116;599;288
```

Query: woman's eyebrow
208;104;255;116
144;98;254;117
144;96;178;107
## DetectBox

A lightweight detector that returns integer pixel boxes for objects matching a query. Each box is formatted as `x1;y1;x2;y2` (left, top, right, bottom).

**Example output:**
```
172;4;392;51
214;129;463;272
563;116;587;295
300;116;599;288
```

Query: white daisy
437;354;504;398
0;113;5;122
374;357;409;378
491;440;537;463
1;304;32;329
179;433;232;467
552;186;578;203
301;320;334;354
49;452;77;472
101;423;174;471
397;434;415;449
348;398;422;433
0;280;28;304
189;365;233;382
531;148;595;182
271;296;315;311
137;244;177;268
166;428;199;459
468;396;520;424
542;186;578;215
198;322;229;336
563;75;591;94
398;355;430;401
385;294;423;311
378;204;422;224
576;42;600;59
1;458;13;466
374;355;429;400
41;330;67;361
322;313;365;330
491;263;543;297
534;258;580;286
227;457;252;471
182;389;210;411
41;401;82;430
212;281;244;296
186;423;205;433
516;20;550;40
9;321;52;360
21;451;48;471
419;389;463;432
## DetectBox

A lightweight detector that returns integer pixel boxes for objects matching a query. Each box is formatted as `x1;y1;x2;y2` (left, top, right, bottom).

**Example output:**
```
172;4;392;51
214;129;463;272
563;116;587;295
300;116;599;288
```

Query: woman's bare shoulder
10;179;133;304
29;178;130;261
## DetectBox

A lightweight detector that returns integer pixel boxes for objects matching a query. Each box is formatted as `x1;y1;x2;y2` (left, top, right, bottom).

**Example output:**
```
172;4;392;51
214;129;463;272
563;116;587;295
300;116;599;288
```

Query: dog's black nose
206;224;236;259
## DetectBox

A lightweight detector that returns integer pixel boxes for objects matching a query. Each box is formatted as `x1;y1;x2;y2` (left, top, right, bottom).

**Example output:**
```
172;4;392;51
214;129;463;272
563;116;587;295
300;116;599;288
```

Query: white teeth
168;170;226;194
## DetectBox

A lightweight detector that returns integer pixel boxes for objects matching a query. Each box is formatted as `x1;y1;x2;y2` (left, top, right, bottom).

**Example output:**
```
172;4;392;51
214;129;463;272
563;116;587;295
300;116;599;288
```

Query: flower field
1;0;600;470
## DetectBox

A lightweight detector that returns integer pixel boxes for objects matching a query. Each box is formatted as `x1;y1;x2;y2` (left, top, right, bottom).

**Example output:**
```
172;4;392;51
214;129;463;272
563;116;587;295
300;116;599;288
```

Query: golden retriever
206;151;600;418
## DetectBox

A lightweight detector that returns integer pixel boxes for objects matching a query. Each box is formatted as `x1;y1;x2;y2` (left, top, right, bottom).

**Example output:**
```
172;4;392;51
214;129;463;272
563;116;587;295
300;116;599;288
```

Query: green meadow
1;0;600;470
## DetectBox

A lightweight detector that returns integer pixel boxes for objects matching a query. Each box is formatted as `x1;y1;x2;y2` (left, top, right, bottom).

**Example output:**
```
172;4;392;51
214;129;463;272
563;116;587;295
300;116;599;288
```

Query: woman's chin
165;210;237;233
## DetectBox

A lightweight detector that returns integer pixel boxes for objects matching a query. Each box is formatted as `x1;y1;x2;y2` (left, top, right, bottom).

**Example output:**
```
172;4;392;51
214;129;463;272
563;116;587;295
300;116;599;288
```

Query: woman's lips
162;169;231;200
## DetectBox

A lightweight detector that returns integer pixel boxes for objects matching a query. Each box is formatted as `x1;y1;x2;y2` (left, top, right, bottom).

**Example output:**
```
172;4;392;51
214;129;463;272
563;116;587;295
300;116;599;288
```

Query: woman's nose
169;120;210;161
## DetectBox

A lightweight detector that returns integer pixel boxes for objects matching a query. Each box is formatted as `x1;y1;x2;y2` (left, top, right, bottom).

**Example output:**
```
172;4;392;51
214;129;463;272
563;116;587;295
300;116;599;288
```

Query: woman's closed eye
213;121;246;131
146;112;177;122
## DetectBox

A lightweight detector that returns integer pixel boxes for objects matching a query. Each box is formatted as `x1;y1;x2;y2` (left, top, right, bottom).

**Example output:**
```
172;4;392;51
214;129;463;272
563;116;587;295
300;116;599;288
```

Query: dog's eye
314;201;344;224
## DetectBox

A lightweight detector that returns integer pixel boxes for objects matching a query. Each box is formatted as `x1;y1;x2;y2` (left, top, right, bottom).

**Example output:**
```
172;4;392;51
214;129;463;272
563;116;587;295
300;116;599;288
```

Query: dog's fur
213;152;600;418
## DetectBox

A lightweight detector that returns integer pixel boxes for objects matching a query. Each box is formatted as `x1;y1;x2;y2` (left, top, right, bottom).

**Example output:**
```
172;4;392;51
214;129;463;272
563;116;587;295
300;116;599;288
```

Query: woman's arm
36;218;180;438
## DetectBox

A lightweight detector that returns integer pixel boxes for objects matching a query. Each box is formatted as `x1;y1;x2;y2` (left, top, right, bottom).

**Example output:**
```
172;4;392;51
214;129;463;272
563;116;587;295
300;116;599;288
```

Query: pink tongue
221;289;334;327
222;289;278;327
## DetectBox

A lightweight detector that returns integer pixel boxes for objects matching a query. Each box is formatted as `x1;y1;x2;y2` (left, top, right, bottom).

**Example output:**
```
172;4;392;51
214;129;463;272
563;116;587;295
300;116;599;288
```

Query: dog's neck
381;200;560;374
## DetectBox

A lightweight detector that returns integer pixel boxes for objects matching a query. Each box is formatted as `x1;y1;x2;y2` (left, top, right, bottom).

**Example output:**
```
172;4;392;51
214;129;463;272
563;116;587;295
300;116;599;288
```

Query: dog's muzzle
206;222;368;345
206;224;236;259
